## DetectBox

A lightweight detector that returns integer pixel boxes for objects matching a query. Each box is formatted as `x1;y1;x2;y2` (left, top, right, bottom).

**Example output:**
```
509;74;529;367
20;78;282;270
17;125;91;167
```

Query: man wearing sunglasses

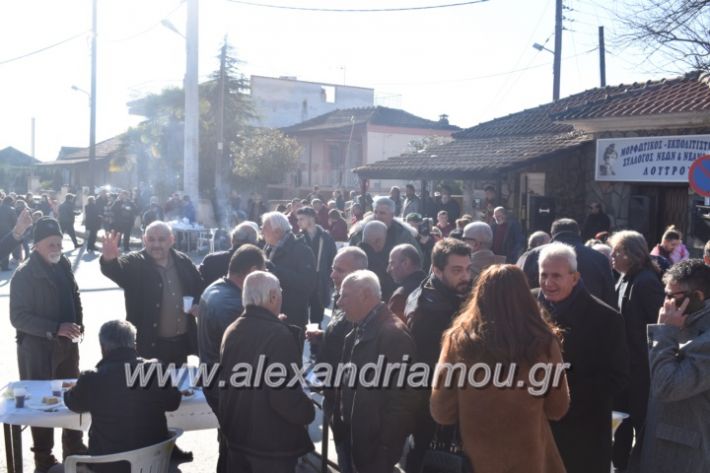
631;259;710;472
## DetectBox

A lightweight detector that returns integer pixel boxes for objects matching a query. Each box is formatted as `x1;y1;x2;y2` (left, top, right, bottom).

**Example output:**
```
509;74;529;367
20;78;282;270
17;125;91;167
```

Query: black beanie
33;217;63;243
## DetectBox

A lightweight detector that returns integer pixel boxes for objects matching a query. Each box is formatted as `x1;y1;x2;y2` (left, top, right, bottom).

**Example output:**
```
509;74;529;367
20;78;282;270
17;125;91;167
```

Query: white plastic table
0;379;218;473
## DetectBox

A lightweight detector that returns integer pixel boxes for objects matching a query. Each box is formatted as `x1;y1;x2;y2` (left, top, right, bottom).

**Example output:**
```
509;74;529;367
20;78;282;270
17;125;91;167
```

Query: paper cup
306;323;319;332
183;296;194;313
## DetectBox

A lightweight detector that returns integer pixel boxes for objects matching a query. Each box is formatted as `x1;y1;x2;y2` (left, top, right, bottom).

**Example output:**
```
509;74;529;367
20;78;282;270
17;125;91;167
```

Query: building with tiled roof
280;106;459;193
354;72;710;250
0;146;38;192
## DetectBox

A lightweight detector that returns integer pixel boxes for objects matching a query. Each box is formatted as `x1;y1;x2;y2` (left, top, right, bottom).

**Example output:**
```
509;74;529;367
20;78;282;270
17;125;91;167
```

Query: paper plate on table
25;397;64;410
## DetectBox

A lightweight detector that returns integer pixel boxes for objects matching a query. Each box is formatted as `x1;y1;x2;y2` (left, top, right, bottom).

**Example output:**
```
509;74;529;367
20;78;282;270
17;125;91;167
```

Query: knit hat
33;217;63;243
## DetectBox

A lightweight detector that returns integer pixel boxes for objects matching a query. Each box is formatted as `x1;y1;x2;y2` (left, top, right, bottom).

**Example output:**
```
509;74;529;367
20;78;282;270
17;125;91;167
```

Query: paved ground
0;235;336;473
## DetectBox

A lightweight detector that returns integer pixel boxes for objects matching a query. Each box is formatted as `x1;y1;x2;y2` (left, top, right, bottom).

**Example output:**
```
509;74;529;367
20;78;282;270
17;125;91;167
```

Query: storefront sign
595;135;710;182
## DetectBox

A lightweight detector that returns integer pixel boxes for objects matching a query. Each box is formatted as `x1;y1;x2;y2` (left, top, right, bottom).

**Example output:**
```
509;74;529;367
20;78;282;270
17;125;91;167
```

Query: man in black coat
518;218;616;307
582;202;611;241
62;320;181;473
0;195;18;270
386;243;426;321
110;190;137;251
198;222;258;286
219;271;314;472
358;220;397;301
10;217;86;472
100;222;204;363
404;238;473;473
296;206;337;325
58;193;80;248
84;196;102;252
334;270;417;473
535;242;629;473
262;211;317;329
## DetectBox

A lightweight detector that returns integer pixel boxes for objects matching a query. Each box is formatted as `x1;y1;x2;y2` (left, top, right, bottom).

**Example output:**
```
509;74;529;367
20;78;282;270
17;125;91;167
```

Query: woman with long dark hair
430;264;569;473
608;230;664;470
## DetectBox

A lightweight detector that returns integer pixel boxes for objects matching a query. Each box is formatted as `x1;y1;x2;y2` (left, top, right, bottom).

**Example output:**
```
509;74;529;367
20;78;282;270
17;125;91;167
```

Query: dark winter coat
218;305;315;458
58;200;78;227
387;269;426;321
333;304;418;473
64;347;181;473
518;231;617;307
0;201;17;235
614;268;664;431
99;248;204;358
534;285;630;473
301;226;338;307
198;245;240;287
491;218;525;263
265;232;317;328
10;252;83;342
110;199;137;231
84;202;102;231
582;211;611;241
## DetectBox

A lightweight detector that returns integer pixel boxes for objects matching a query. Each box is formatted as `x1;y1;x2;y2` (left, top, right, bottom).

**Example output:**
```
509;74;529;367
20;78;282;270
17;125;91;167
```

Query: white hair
231;222;258;245
336;246;369;270
538;242;578;272
463;221;492;248
261;211;291;234
363;220;387;242
342;269;382;300
244;221;260;234
373;196;395;213
592;243;612;259
242;271;281;308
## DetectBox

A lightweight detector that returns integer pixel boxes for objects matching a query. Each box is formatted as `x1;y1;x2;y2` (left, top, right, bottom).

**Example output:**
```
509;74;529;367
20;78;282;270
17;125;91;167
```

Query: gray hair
608;230;654;274
373;196;395;214
99;320;137;352
493;206;506;214
592;243;612;260
528;231;551;250
342;269;382;300
463;221;493;248
261;211;291;234
336;246;369;270
231;222;258;245
539;242;578;272
363;220;387;242
391;243;421;269
242;271;281;308
144;221;173;237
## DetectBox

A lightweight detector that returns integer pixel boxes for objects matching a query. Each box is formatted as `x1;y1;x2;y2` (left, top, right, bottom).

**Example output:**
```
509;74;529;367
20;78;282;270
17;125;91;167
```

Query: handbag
419;424;473;473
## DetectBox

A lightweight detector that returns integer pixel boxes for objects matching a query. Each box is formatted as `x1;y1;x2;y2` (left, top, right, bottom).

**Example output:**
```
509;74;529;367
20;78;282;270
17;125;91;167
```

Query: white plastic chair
64;428;182;473
196;230;213;253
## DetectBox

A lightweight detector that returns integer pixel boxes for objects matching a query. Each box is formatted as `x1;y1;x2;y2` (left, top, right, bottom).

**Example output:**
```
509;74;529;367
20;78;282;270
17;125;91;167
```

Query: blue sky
0;0;673;162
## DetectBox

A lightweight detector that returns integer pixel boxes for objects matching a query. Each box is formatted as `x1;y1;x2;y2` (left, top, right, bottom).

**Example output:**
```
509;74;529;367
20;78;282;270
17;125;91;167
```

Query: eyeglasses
664;290;690;300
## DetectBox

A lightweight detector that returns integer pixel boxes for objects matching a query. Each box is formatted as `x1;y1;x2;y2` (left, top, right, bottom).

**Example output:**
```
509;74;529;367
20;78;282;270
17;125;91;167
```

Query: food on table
42;396;60;405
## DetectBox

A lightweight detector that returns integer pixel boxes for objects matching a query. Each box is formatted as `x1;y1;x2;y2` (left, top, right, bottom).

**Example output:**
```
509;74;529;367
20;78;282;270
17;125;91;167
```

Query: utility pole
215;39;227;227
89;0;97;191
184;0;199;200
598;26;607;87
552;0;562;101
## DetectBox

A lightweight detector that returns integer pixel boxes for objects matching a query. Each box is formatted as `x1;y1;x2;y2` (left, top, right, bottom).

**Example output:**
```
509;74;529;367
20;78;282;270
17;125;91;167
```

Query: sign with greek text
595;135;710;183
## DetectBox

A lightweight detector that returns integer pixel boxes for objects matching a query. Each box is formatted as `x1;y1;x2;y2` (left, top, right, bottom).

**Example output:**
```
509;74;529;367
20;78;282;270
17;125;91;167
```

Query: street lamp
532;43;554;54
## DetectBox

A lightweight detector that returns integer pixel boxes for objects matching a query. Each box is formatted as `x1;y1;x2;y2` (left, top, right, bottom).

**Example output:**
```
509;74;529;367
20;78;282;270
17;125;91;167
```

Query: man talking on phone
631;259;710;472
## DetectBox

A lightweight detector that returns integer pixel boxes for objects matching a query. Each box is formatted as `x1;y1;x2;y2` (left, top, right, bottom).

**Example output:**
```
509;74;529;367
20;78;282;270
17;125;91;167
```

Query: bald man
100;222;204;365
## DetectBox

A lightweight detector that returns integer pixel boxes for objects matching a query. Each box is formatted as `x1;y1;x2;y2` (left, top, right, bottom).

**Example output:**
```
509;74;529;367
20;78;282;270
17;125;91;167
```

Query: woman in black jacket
608;230;664;471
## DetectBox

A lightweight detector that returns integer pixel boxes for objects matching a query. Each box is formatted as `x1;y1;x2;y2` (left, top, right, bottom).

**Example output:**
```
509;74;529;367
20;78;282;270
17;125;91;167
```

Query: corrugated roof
282;106;460;134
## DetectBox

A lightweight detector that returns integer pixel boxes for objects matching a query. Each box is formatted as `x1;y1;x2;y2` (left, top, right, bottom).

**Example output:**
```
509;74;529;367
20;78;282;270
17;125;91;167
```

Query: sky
0;0;675;162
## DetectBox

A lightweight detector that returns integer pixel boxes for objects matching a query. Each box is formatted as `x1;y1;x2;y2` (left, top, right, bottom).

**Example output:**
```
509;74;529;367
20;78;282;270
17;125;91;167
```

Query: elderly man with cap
10;216;86;472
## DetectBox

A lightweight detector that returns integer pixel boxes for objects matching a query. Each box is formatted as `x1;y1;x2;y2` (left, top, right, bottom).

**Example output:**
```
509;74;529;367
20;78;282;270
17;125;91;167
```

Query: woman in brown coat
430;264;570;473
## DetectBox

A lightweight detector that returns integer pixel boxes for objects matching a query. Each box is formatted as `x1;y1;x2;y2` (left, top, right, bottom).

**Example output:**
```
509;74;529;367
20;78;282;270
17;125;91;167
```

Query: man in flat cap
10;217;86;472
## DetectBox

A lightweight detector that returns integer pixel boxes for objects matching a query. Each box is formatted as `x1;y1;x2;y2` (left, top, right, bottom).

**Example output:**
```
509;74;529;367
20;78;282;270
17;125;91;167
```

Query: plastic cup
182;296;194;313
51;380;63;397
14;387;26;408
306;323;319;332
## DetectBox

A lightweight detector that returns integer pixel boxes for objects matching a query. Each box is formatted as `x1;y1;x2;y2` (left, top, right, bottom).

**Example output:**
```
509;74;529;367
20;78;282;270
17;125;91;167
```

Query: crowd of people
4;182;710;473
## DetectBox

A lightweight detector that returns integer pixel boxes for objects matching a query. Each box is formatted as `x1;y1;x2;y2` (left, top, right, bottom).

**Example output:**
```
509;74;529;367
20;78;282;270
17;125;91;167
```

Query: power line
0;31;89;66
105;1;185;42
225;0;489;12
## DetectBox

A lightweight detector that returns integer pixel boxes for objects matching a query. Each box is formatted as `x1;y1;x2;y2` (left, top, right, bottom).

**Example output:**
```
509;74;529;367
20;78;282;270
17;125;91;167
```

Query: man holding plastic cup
10;217;87;472
100;221;204;367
